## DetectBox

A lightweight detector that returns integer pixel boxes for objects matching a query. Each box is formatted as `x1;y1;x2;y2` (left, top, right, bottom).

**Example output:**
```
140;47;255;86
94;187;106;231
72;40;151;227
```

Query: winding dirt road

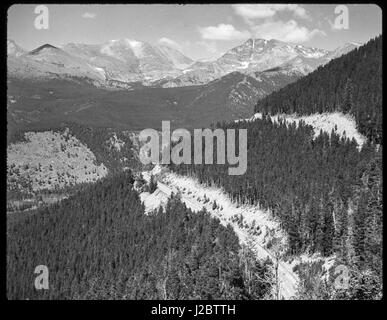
144;171;299;299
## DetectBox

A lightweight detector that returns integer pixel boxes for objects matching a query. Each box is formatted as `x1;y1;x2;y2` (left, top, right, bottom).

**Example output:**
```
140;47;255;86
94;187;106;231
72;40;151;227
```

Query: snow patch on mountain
127;39;145;58
237;61;250;69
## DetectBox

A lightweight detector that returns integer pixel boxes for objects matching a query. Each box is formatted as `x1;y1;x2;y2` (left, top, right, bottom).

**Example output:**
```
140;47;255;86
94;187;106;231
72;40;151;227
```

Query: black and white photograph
6;3;382;303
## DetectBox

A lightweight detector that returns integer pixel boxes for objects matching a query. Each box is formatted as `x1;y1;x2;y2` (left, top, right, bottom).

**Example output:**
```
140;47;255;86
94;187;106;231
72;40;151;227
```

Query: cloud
232;4;309;22
251;20;326;43
158;37;182;50
198;23;250;41
229;4;324;44
82;12;96;19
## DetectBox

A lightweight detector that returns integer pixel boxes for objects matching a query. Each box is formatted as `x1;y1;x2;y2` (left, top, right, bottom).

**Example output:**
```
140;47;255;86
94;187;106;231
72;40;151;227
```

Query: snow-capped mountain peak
214;38;328;76
7;38;362;88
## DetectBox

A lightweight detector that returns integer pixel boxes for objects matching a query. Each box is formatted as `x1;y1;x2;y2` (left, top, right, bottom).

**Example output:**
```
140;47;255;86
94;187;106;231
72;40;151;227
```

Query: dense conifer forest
172;117;382;298
255;36;382;144
7;172;273;300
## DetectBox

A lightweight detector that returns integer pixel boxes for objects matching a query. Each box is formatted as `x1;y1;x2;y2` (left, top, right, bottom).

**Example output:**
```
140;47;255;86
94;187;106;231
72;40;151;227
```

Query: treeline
7;172;273;300
254;36;382;144
171;116;382;298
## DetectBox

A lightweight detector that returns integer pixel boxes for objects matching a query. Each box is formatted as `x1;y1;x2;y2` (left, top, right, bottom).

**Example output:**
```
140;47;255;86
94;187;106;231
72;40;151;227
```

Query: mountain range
8;38;360;88
7;38;360;134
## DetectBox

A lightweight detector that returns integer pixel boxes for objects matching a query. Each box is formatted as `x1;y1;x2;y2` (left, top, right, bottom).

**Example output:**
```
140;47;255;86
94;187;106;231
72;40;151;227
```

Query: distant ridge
29;44;59;55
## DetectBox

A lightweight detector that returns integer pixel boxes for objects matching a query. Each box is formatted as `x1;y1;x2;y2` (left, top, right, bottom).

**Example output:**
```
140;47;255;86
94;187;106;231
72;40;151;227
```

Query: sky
7;4;382;60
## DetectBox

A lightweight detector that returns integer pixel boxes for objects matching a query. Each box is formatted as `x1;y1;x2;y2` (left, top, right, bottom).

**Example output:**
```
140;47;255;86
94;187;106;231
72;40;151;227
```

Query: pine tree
343;78;354;113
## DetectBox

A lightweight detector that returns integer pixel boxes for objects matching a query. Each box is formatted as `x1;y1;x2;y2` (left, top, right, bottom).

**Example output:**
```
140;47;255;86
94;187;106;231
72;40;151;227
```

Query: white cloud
198;23;250;41
230;4;323;44
232;4;309;22
158;37;182;50
251;20;326;43
82;12;96;19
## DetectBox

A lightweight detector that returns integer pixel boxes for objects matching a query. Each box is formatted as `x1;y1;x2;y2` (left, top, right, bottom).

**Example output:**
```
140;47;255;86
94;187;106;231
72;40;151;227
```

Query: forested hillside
8;122;137;174
171;117;382;299
254;36;382;144
7;122;140;213
7;172;273;300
